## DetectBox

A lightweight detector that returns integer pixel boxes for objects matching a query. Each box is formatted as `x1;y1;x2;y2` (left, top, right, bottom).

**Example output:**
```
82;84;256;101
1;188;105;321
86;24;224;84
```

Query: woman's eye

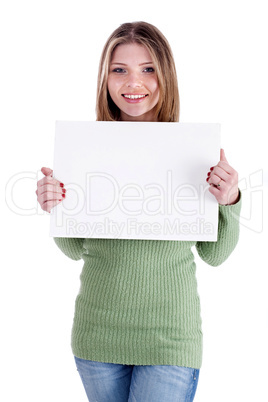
112;68;126;73
143;67;155;73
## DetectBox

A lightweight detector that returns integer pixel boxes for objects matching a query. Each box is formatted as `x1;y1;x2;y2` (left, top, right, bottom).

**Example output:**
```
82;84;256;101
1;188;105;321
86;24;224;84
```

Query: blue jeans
74;356;200;402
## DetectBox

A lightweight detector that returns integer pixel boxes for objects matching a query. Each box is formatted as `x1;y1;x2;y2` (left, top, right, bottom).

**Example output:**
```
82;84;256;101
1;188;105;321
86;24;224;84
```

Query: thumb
220;148;228;163
41;167;53;177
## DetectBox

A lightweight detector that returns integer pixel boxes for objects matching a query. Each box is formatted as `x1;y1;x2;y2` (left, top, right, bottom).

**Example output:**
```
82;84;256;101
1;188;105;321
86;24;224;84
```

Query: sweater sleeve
53;237;85;261
195;191;242;267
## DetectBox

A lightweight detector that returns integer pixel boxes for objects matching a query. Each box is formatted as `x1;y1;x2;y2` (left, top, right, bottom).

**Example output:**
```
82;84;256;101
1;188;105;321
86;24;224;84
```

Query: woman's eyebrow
110;62;153;66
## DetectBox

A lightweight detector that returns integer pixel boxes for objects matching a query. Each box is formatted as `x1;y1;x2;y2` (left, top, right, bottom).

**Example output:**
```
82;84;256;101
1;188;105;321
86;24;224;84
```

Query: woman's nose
126;73;142;88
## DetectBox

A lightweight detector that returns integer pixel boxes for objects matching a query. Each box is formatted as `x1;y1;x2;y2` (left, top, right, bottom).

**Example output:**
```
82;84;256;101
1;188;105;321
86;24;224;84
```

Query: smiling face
107;43;160;121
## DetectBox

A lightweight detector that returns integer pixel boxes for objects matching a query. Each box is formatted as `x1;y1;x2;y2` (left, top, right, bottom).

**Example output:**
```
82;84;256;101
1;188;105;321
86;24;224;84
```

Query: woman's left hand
206;149;240;205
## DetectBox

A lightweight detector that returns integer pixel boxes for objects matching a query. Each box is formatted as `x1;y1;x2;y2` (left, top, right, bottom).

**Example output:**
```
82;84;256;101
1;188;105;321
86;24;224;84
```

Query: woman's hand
36;167;66;213
206;149;239;206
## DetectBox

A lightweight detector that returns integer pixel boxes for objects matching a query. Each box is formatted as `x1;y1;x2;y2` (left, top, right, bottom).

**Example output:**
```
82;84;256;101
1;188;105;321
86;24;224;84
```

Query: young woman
36;22;241;402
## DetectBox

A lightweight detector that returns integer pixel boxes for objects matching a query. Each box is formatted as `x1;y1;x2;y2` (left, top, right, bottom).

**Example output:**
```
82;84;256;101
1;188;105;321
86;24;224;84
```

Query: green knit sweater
54;197;241;369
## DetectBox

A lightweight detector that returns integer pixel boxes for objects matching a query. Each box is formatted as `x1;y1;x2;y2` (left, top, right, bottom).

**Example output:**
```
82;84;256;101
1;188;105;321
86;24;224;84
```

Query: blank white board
50;121;220;241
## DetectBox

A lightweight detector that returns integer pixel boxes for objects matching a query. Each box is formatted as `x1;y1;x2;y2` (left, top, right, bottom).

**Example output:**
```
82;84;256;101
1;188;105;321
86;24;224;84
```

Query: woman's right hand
36;167;66;213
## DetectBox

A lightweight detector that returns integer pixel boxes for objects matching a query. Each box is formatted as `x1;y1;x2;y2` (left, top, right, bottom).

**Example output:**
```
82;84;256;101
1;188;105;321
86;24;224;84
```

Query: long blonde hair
96;22;180;122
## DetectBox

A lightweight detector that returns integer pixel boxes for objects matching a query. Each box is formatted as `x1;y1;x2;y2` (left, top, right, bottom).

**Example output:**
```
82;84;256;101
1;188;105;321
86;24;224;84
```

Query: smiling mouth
122;94;148;99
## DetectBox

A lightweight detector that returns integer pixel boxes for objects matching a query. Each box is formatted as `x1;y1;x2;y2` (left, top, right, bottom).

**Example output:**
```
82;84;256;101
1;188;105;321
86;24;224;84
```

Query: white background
1;0;267;401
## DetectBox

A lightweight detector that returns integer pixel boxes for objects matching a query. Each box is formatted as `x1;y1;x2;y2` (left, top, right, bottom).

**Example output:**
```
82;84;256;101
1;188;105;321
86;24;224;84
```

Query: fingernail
210;167;214;171
62;188;66;193
62;193;66;198
60;183;64;187
207;172;211;176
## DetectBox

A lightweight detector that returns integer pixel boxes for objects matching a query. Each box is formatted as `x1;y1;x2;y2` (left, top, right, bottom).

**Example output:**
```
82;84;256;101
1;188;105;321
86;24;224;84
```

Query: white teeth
123;94;147;99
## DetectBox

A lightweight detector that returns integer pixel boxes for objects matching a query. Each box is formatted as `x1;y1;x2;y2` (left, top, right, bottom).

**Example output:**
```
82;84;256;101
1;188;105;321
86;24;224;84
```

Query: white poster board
50;121;220;241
